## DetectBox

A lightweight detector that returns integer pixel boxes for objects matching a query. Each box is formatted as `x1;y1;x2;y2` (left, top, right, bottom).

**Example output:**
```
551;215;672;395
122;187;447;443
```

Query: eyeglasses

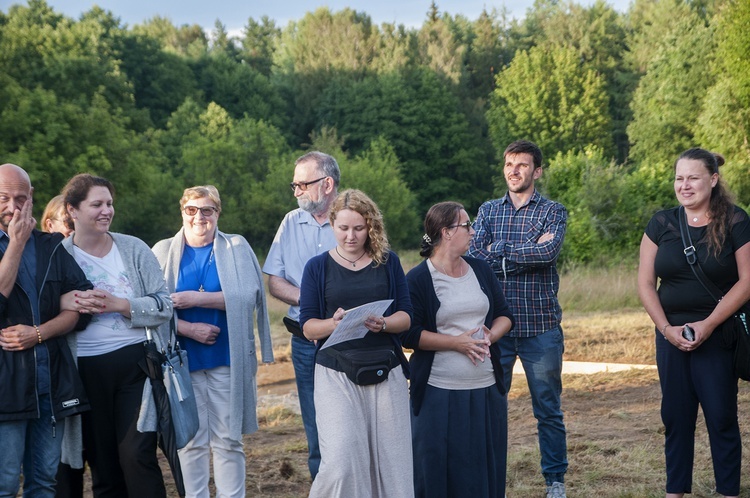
290;177;326;192
183;205;218;217
447;220;473;232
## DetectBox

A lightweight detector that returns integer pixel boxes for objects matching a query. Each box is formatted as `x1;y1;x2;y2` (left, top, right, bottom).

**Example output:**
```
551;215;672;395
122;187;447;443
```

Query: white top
427;259;495;390
72;241;146;356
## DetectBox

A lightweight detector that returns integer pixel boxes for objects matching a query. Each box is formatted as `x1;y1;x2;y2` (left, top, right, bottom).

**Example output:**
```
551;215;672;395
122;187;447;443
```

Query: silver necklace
335;246;367;267
196;248;215;292
431;258;466;278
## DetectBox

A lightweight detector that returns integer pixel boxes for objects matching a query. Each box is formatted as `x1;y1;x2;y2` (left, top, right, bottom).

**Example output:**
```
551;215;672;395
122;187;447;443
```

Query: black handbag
326;347;400;386
677;206;750;381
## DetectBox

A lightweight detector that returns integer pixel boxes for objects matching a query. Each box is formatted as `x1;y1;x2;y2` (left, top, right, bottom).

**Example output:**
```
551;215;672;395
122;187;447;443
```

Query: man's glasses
447;220;473;231
183;206;218;217
290;177;326;192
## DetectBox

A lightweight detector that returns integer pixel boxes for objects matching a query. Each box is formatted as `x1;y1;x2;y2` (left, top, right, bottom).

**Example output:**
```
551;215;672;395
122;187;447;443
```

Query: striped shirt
468;189;567;337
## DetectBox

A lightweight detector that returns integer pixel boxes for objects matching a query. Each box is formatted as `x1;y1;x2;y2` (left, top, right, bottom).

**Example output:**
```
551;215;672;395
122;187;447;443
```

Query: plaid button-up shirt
468;189;567;338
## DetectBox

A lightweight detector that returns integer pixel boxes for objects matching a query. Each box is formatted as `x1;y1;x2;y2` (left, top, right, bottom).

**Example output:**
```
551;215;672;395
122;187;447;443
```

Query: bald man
0;164;93;497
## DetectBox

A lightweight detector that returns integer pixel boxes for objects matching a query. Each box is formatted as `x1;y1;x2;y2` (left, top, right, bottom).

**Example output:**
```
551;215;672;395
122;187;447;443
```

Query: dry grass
264;276;293;363
257;405;302;429
559;261;642;311
563;309;655;364
248;367;750;497
506;368;750;497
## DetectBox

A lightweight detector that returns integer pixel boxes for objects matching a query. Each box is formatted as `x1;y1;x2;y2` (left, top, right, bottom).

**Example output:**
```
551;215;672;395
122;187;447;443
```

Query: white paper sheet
320;299;394;349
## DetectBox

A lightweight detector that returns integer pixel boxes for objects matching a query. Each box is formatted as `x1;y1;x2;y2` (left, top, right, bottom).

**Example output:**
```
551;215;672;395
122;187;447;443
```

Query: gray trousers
309;365;414;498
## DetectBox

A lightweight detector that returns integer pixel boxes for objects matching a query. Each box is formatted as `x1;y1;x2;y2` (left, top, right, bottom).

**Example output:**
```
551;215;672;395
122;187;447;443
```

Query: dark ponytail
420;202;464;258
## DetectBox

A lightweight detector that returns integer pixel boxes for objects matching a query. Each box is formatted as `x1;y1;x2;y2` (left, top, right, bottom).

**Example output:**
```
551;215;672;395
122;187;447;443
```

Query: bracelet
381;319;387;332
660;324;669;336
35;325;43;344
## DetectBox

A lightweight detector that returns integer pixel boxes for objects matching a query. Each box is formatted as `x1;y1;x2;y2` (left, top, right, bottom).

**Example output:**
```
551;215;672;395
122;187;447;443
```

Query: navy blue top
299;250;413;375
0;232;51;393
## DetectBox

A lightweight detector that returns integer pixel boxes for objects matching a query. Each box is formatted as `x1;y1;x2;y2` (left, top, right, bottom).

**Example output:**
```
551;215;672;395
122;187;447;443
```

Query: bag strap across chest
677;205;724;304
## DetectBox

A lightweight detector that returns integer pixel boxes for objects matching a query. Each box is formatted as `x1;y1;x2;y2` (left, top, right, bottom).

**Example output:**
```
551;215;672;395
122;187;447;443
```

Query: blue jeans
0;394;64;498
292;334;320;479
499;326;567;485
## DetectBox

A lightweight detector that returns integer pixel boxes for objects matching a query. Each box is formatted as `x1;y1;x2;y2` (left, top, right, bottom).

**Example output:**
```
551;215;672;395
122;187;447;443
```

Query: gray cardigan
61;232;172;467
152;228;274;439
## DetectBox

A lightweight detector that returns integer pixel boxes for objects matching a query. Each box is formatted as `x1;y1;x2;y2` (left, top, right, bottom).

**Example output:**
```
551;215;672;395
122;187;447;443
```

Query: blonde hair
179;185;222;213
41;195;67;233
329;189;389;266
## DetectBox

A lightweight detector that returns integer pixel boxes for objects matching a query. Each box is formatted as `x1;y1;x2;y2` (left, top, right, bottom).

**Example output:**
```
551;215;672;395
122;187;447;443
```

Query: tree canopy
0;0;746;265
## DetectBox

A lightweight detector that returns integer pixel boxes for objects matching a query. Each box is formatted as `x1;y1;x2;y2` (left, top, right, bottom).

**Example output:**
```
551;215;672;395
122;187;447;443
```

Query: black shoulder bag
677;206;750;381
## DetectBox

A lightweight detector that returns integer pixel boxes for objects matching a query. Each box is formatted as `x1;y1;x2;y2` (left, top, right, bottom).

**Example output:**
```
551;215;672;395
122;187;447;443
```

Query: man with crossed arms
469;140;569;498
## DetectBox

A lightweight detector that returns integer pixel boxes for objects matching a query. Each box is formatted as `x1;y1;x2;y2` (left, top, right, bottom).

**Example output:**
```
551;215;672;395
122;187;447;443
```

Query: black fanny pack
325;347;400;386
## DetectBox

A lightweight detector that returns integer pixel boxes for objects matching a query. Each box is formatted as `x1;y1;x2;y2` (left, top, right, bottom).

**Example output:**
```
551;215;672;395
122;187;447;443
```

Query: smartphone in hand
682;324;695;342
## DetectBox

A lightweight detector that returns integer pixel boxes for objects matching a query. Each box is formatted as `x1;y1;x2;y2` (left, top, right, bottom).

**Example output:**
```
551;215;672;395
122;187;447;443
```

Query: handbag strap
677;205;724;304
145;292;164;312
144;293;179;353
164;314;179;353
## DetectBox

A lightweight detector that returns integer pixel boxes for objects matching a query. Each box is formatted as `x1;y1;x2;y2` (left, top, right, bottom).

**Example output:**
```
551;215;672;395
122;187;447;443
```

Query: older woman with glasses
405;201;514;498
152;185;273;498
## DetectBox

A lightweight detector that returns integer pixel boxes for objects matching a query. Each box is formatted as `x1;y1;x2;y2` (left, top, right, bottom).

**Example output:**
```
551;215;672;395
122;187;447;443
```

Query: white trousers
309;365;414;498
178;366;245;498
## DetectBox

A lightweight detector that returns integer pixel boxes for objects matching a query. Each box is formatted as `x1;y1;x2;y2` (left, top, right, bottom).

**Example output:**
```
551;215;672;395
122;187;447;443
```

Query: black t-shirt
645;205;750;324
317;254;393;368
324;255;389;317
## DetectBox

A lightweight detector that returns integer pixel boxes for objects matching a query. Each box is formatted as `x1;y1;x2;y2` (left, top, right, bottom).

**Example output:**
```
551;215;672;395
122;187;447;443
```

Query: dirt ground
239;360;667;498
17;362;665;497
76;358;741;497
245;360;311;497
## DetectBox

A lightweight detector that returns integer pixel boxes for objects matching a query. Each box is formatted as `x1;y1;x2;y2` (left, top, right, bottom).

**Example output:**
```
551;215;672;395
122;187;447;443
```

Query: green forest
1;0;748;264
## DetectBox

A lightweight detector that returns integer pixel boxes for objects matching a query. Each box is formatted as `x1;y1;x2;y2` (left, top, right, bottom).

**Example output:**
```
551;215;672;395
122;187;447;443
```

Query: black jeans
656;327;740;496
78;343;166;498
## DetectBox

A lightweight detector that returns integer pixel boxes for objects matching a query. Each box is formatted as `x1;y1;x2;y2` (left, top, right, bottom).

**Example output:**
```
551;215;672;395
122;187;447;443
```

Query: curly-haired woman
299;189;414;497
